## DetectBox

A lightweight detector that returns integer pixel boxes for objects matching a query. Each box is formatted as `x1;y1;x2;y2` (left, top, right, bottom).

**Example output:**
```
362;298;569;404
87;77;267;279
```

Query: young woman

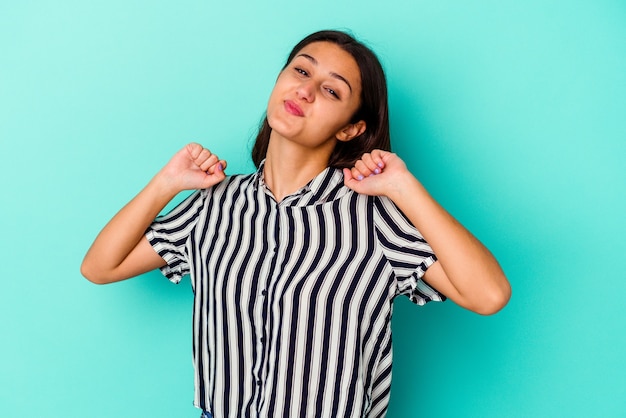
82;30;510;418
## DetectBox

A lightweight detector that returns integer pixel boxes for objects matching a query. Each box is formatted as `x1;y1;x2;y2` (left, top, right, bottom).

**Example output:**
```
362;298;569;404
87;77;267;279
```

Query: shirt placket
251;197;283;415
255;190;306;415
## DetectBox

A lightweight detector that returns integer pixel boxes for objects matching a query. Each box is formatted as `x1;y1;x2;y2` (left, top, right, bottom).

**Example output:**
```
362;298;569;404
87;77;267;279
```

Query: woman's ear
336;120;367;142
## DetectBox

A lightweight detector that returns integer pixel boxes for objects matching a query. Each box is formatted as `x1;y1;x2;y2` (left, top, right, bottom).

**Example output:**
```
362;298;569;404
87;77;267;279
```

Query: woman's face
266;41;364;153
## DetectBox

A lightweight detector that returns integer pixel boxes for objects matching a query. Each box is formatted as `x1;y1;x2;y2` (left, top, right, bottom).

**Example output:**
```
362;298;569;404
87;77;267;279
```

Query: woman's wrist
385;170;425;203
148;170;183;203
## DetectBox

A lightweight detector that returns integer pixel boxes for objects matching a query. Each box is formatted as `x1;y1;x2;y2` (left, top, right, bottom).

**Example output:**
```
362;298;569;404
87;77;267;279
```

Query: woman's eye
295;67;308;76
326;88;339;99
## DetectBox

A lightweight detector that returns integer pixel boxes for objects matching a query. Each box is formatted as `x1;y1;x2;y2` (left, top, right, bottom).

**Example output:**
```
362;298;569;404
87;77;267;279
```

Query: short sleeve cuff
145;229;190;284
399;255;447;305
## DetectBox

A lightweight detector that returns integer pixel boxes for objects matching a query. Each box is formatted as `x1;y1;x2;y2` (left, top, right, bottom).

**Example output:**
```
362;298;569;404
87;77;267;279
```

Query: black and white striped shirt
146;163;445;418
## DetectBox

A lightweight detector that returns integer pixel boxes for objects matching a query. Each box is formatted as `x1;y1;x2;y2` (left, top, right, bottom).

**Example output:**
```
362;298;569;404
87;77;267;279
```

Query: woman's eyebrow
296;53;353;93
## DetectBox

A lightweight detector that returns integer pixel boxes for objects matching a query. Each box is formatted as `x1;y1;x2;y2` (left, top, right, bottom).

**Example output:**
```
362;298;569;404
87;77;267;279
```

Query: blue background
1;0;624;417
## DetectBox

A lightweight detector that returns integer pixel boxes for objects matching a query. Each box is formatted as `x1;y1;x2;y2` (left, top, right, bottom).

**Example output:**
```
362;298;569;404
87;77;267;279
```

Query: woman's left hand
343;149;411;198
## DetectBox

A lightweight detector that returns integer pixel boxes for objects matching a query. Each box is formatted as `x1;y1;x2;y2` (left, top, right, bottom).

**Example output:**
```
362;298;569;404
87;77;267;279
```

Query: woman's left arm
344;150;511;315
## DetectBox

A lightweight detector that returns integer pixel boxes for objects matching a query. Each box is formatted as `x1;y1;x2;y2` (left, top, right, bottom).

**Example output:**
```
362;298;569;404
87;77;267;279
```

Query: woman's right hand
157;143;227;194
81;143;227;284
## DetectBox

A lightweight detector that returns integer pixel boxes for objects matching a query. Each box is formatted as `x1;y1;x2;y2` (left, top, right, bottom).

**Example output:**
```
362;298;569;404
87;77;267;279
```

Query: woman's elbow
474;277;512;315
80;260;112;285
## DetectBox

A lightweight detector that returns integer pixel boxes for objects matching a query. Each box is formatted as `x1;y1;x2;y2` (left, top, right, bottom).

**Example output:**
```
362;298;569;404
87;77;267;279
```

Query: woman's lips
284;100;304;117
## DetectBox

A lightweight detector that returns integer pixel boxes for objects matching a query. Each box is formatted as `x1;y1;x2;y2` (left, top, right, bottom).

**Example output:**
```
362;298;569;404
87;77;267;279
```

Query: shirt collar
252;159;347;206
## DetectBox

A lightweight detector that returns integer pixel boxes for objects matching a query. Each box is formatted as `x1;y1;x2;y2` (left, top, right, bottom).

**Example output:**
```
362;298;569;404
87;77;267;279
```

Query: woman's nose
296;80;315;102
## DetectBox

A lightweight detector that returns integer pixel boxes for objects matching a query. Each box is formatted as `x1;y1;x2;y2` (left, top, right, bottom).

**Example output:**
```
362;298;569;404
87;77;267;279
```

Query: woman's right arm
80;143;227;284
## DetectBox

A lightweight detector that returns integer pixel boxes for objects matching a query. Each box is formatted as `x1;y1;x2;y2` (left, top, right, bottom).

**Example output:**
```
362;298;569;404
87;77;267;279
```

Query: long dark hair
251;30;391;169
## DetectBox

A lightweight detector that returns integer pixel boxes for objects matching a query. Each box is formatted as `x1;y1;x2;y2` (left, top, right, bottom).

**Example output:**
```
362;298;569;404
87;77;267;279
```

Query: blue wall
1;1;624;416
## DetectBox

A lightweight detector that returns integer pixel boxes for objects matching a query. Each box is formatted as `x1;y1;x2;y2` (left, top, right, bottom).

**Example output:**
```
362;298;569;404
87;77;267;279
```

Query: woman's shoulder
195;172;259;200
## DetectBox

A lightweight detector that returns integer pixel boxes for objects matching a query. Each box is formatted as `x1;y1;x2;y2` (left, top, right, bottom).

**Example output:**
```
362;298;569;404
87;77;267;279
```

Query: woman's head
252;30;390;168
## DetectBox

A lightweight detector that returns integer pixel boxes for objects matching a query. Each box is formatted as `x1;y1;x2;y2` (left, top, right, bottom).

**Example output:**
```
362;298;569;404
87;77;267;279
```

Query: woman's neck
263;135;334;203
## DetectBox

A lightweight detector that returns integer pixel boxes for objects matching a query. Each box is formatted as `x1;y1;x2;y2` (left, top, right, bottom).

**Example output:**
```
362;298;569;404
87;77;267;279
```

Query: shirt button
261;289;267;296
257;380;262;386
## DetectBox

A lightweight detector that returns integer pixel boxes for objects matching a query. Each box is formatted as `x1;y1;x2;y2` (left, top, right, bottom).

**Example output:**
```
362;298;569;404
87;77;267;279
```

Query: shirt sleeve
374;196;446;305
145;189;207;283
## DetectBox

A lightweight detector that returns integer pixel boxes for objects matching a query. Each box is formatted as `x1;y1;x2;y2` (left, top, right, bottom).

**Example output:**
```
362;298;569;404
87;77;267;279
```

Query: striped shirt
146;163;445;418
